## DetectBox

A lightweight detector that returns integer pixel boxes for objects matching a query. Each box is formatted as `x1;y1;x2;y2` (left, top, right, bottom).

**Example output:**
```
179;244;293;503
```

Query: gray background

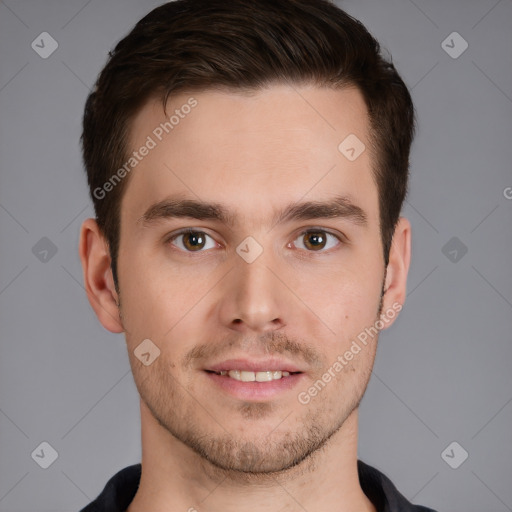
0;0;511;511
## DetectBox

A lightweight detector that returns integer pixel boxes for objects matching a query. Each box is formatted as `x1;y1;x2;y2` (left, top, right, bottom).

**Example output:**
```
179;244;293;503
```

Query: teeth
241;371;255;382
256;371;273;382
218;370;293;381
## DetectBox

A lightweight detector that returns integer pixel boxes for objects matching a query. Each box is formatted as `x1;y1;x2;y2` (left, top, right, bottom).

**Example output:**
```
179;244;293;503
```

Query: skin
79;84;411;512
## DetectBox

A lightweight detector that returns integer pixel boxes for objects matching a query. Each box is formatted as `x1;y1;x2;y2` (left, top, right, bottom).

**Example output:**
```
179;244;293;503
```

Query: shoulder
79;464;141;512
358;460;438;512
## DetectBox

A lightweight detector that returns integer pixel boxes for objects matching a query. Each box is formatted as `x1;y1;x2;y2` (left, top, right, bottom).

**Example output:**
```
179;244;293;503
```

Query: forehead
122;84;378;229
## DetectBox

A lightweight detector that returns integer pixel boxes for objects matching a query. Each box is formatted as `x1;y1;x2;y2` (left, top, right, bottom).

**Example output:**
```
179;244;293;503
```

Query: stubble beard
124;275;386;481
134;334;377;482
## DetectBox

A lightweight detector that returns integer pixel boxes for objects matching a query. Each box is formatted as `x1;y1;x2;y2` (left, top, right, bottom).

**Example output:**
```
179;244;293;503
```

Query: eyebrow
138;195;368;228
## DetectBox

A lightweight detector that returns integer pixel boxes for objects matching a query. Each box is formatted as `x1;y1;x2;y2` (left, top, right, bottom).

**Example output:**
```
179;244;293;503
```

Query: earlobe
79;218;124;333
381;216;411;327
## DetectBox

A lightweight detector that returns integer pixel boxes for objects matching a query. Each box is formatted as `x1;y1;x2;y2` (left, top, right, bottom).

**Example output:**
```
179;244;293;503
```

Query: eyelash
166;228;344;254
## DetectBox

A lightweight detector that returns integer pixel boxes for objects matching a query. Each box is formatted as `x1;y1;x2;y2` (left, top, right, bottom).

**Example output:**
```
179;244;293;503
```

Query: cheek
117;252;184;342
291;254;383;372
119;257;217;371
295;259;382;329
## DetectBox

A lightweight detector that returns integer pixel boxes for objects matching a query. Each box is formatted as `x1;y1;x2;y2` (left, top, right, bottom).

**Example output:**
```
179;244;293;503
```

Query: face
114;85;392;474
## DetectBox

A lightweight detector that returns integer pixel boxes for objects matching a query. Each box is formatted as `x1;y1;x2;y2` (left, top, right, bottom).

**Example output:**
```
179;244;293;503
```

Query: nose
216;251;289;334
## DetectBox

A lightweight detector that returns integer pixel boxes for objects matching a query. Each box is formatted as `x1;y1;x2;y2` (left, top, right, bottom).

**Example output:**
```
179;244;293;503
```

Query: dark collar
80;460;437;512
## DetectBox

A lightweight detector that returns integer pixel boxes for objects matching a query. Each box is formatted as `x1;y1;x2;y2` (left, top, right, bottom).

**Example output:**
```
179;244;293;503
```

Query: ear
380;216;411;328
79;218;124;333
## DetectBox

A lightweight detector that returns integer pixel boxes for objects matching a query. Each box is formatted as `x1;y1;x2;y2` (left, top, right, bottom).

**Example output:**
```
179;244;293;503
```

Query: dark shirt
79;460;438;512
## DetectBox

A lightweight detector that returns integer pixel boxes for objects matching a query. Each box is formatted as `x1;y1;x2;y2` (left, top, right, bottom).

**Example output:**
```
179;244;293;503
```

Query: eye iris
304;232;326;250
183;232;206;251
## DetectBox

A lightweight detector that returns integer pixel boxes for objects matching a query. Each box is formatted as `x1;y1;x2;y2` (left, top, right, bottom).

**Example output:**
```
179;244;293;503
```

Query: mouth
203;358;306;400
205;369;302;381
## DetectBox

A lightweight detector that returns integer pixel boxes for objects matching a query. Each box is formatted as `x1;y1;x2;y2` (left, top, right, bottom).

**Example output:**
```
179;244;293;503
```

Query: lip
204;370;305;400
203;358;306;401
205;358;304;373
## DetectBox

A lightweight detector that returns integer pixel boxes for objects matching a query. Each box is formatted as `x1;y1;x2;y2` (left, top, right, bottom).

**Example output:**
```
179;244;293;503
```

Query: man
78;0;437;510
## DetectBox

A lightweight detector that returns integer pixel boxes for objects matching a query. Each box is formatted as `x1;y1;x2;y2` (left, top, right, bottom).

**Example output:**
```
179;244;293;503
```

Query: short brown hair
82;0;415;290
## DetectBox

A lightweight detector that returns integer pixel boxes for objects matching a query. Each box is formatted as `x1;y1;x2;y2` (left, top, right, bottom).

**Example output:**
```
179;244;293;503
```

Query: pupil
306;232;326;250
185;232;205;250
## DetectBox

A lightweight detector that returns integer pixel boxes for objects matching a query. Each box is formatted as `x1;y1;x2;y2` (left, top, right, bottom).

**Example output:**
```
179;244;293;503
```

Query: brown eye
292;230;341;251
303;231;327;250
170;230;216;252
183;232;206;251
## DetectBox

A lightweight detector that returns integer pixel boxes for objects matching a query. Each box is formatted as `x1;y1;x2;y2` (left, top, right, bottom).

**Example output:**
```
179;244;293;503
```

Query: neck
127;400;376;512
